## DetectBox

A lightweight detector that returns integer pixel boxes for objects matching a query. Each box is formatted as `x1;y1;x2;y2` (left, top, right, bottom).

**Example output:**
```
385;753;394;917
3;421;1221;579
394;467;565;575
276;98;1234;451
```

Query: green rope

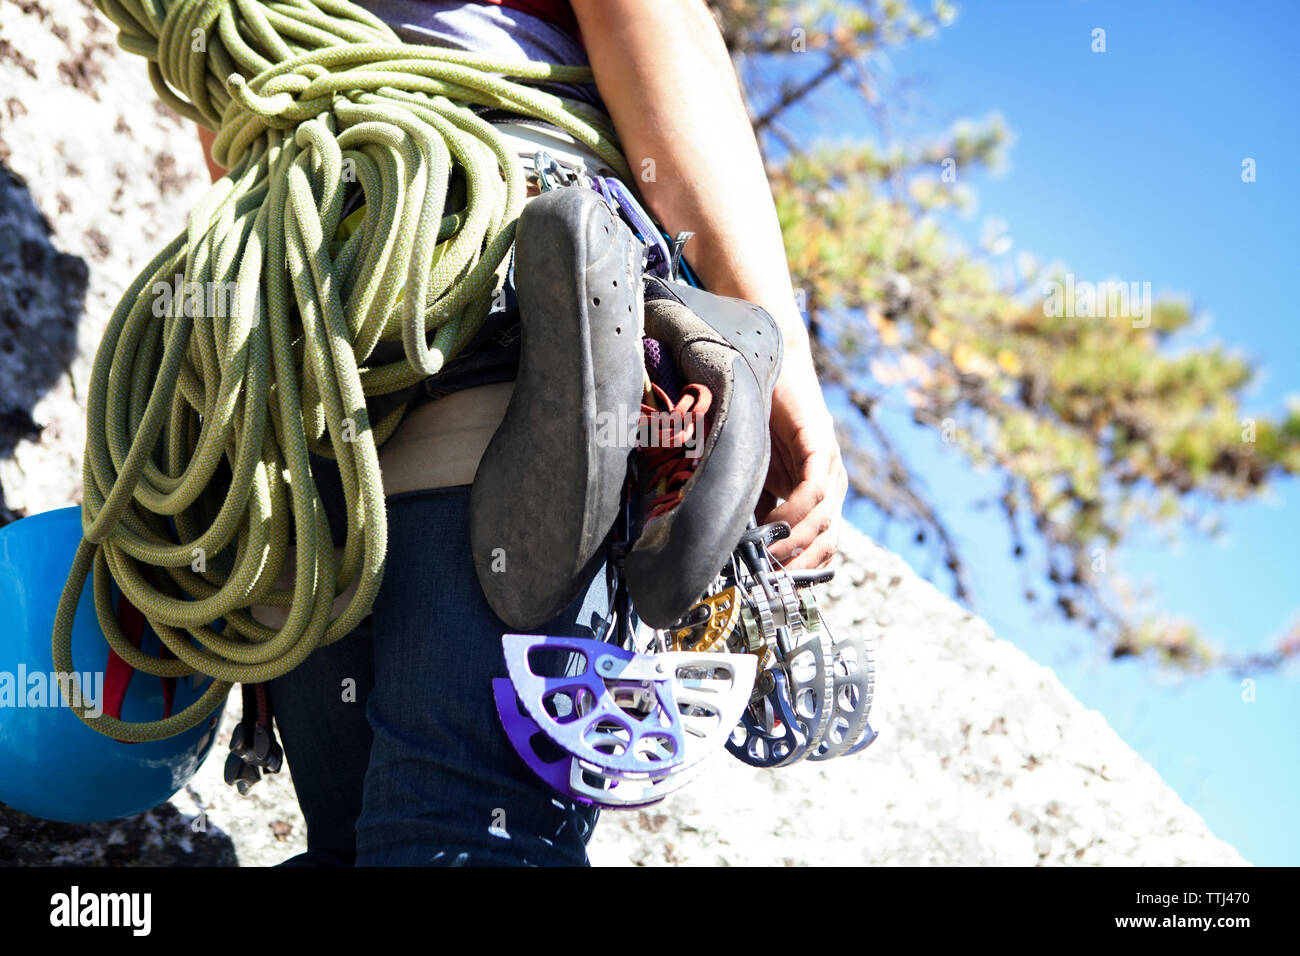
53;0;629;741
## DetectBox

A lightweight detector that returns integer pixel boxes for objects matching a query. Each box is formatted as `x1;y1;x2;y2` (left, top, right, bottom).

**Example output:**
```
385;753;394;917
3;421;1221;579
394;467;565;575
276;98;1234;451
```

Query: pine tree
710;0;1300;669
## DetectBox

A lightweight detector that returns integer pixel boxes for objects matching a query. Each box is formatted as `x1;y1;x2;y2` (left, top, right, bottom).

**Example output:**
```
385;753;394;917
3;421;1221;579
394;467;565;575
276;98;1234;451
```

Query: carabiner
595;176;673;278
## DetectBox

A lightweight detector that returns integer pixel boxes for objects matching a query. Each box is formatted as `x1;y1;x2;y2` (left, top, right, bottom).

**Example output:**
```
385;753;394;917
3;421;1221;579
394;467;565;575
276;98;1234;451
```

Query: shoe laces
638;382;712;520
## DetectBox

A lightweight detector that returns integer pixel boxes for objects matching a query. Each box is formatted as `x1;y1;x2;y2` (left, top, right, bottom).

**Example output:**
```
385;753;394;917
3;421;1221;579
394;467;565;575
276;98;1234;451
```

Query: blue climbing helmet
0;507;224;823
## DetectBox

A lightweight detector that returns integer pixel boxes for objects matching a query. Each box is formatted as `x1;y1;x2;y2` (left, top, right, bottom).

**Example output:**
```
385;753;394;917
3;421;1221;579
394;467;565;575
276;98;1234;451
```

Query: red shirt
476;0;580;39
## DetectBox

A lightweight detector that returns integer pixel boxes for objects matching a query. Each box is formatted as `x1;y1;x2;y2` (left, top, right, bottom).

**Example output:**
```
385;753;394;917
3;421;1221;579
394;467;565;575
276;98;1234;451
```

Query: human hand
757;360;848;569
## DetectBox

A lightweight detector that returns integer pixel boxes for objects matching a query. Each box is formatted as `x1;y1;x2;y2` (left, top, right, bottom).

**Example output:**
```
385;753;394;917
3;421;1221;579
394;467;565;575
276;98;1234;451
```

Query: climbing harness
47;0;631;751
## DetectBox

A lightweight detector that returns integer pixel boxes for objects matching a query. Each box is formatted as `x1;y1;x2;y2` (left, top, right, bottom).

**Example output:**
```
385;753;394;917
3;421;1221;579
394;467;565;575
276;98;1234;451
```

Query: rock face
586;534;1248;866
0;0;207;521
0;0;1247;867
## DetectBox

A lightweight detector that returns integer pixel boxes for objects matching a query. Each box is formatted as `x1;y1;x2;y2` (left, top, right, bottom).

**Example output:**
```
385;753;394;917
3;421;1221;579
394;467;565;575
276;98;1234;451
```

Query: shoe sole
471;188;644;630
626;278;784;627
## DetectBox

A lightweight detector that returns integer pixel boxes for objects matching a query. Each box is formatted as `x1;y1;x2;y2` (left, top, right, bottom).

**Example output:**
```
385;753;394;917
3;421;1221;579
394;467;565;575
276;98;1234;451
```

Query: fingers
760;450;847;569
767;495;841;569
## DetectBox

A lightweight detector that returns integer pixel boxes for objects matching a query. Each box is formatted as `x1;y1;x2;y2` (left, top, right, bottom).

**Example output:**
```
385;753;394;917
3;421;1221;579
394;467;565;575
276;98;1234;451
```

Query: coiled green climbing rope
52;0;630;741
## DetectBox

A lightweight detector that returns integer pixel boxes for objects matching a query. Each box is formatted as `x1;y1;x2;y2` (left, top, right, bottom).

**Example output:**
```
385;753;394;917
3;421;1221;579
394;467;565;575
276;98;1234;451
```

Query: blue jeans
269;481;606;866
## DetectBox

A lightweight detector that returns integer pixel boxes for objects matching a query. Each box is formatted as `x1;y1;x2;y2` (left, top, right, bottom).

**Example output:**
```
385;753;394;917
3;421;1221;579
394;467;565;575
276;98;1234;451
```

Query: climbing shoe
471;187;645;630
624;276;783;628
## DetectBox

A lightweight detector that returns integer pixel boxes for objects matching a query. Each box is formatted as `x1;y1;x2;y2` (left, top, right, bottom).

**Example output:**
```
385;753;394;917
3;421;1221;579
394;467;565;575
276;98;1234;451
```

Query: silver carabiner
533;150;589;191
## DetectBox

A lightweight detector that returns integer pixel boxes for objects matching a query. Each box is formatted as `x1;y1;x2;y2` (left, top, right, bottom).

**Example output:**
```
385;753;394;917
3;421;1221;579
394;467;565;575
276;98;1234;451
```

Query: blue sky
792;0;1298;864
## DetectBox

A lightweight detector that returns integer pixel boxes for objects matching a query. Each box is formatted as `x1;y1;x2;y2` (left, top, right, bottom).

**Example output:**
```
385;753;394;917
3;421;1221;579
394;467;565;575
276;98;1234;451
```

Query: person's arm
571;0;847;569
